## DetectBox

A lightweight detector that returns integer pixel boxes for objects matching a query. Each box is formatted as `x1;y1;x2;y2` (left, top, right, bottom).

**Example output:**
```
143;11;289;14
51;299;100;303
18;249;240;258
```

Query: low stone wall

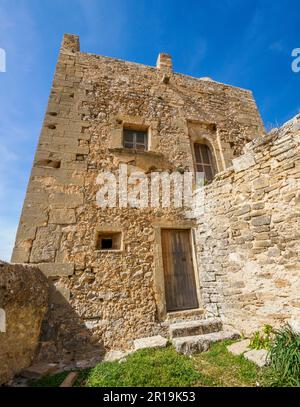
0;262;49;384
196;115;300;335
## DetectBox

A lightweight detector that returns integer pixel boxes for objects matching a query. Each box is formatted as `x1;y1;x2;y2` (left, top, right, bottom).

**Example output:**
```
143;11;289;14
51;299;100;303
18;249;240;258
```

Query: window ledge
95;249;123;254
108;147;163;158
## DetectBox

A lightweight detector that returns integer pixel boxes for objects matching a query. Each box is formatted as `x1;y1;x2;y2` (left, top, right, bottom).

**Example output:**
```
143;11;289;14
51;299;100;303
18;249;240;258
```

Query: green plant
250;324;274;350
268;324;300;387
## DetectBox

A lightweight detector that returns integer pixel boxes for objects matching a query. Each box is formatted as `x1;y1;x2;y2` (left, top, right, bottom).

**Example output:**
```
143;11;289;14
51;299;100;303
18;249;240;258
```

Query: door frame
153;222;202;321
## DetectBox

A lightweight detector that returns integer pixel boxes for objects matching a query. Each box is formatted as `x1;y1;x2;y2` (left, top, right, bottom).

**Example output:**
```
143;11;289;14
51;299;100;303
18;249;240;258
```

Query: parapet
61;33;80;53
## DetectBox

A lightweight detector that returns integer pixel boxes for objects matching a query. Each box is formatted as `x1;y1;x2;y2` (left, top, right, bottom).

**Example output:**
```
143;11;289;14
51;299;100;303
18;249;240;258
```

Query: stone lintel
38;263;74;277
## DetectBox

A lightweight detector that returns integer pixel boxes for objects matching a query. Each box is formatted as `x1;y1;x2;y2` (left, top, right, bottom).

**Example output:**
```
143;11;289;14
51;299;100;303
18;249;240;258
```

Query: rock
59;372;78;387
227;339;250;355
170;318;222;338
232;153;256;172
21;362;59;379
251;215;271;226
133;335;168;351
173;330;240;355
104;350;131;362
244;349;269;367
288;319;300;334
49;208;76;224
252;177;269;190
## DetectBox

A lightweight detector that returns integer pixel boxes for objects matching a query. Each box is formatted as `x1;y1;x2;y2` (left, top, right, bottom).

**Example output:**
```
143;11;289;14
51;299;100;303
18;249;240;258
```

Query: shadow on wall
37;287;105;367
0;261;104;385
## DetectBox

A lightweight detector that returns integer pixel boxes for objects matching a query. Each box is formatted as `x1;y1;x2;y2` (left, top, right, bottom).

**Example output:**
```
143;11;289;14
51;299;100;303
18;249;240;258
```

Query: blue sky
0;0;299;260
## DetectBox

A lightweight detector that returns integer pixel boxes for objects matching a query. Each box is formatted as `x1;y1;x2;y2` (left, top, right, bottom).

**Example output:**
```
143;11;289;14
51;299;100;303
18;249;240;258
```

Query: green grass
193;340;274;387
84;346;201;387
28;341;284;388
30;371;69;387
268;325;300;387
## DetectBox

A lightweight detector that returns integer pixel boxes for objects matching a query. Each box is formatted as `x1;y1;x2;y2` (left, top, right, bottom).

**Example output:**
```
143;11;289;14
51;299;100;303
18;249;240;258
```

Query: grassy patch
84;346;201;387
29;341;280;388
29;371;69;387
193;340;273;387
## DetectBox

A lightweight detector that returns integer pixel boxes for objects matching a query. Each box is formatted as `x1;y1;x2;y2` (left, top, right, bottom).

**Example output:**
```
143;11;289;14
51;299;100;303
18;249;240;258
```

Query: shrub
268;324;300;387
249;324;273;350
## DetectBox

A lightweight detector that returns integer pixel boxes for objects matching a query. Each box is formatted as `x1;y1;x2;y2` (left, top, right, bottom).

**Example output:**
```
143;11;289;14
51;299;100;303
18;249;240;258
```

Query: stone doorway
161;229;199;312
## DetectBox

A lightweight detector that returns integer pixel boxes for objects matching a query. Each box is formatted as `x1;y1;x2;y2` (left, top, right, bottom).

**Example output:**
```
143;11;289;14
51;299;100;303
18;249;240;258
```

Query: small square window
123;129;148;151
96;232;122;251
101;238;113;249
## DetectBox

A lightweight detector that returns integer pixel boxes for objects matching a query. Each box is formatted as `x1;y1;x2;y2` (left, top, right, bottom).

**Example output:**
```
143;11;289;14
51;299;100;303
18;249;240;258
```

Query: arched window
194;143;215;181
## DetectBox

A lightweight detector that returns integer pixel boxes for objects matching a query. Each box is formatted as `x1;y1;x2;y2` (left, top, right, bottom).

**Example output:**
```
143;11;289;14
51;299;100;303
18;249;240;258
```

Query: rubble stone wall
0;262;49;384
10;34;269;357
196;116;300;335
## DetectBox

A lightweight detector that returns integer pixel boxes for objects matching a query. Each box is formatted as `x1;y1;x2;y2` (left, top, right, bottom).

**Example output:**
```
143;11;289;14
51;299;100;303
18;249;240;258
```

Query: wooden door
161;229;199;312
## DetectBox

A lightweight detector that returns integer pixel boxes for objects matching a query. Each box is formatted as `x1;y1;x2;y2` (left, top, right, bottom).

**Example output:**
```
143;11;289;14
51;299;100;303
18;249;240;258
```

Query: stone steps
165;308;205;324
169;318;222;338
172;330;240;355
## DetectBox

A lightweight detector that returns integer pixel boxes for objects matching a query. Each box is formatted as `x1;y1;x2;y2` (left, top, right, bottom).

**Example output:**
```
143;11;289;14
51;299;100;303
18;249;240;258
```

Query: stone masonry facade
8;34;299;363
196;115;300;335
0;262;49;384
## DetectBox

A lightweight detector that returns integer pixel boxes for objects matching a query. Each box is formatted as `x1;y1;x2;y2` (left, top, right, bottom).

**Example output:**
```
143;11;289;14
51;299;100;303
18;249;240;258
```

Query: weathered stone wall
11;33;266;356
0;262;49;384
196;115;300;335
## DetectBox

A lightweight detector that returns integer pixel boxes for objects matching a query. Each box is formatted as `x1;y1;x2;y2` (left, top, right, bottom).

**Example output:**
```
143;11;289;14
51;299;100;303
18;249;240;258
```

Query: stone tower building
11;34;300;361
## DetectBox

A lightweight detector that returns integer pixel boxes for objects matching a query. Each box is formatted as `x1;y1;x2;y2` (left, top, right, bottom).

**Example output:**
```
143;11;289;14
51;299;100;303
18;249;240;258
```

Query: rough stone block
173;330;240;355
134;335;168;351
21;363;59;379
49;192;83;208
104;350;131;362
170;318;222;338
232;154;256;172
288;319;300;334
49;208;76;224
252;176;270;190
30;226;61;263
251;215;271;226
38;263;74;277
227;339;250;355
244;349;269;367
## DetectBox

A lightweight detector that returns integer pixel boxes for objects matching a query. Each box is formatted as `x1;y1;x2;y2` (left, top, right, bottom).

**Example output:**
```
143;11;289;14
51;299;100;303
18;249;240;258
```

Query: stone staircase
170;318;240;354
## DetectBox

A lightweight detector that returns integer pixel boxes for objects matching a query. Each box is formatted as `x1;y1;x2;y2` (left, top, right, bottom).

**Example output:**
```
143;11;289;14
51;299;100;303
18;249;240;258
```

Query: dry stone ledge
133;335;168;351
172;330;240;355
244;349;269;367
226;339;250;356
38;262;74;277
170;318;222;338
